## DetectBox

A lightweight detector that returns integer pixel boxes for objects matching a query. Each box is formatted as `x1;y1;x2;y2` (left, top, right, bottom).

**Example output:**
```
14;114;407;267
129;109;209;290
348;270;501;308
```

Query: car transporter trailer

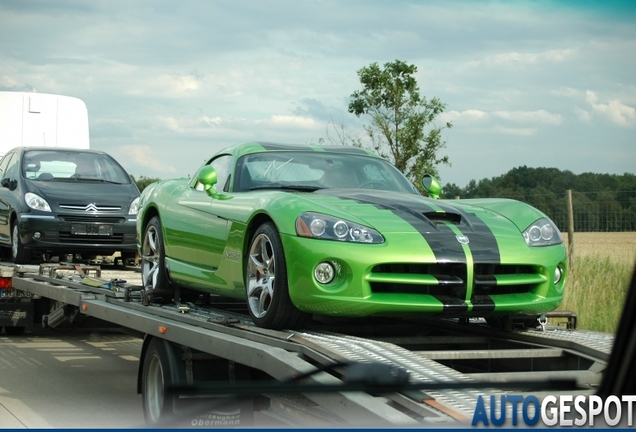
3;262;613;428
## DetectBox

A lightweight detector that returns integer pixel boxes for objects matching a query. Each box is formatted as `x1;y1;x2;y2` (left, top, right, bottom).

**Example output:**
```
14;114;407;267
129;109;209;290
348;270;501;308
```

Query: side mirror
197;166;231;200
1;178;10;189
421;174;441;199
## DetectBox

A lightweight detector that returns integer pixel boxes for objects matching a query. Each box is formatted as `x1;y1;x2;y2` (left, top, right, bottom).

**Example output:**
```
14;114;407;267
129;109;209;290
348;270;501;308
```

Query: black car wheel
11;223;31;264
141;216;173;303
245;222;310;330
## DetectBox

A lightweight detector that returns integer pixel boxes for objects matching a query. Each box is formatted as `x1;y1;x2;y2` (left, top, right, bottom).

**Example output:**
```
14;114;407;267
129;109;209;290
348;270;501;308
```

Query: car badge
85;203;98;212
456;235;469;244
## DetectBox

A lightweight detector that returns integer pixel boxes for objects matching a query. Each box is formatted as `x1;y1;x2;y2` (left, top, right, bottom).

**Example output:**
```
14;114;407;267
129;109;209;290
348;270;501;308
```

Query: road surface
0;328;144;428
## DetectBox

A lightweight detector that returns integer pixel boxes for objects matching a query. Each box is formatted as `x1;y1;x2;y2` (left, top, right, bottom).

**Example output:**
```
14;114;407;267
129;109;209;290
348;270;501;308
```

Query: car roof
14;147;107;156
220;141;381;159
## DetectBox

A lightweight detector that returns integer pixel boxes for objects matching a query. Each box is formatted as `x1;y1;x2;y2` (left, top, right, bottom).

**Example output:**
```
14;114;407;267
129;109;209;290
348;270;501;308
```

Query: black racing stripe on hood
324;191;469;312
328;191;467;262
463;213;501;263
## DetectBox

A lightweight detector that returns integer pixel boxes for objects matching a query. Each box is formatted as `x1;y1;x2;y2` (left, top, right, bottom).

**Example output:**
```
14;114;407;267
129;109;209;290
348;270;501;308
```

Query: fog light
33;231;42;239
554;266;562;284
314;262;335;284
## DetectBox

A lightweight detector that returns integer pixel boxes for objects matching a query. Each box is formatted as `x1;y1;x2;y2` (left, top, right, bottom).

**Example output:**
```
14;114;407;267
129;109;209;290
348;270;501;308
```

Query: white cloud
118;144;178;173
440;109;487;123
466;48;576;68
262;115;319;129
440;109;561;126
586;90;636;127
128;73;202;97
494;126;536;136
158;116;183;133
575;107;593;123
200;115;222;126
492;109;562;125
0;75;21;88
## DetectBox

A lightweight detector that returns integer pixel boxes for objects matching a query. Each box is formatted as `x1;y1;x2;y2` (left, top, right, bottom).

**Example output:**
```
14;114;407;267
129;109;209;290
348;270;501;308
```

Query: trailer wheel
245;222;310;330
142;338;183;425
141;216;173;303
3;326;25;336
11;223;31;264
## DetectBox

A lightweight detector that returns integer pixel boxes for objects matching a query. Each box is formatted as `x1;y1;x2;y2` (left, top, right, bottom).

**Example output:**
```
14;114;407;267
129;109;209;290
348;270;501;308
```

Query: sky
1;0;634;187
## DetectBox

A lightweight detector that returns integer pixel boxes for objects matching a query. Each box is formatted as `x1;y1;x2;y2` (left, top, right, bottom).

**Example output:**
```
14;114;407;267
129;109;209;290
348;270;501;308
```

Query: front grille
369;263;543;298
473;264;543;295
58;232;125;244
59;204;122;212
370;263;466;296
59;215;127;223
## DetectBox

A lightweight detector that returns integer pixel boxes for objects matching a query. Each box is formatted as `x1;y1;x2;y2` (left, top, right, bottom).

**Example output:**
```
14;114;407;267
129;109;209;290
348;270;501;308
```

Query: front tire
11;223;32;264
245;222;310;330
141;217;174;304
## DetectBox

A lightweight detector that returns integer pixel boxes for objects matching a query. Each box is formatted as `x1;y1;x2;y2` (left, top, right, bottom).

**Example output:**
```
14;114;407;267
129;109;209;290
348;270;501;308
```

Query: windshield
233;151;418;193
22;150;131;184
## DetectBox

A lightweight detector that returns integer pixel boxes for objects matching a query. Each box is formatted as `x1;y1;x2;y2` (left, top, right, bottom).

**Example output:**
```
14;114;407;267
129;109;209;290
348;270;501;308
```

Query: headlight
523;218;562;246
25;192;51;212
296;212;384;244
128;197;140;215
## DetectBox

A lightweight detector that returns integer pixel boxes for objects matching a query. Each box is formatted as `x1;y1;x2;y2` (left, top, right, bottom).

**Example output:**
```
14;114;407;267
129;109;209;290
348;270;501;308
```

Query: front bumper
18;212;138;255
282;233;567;318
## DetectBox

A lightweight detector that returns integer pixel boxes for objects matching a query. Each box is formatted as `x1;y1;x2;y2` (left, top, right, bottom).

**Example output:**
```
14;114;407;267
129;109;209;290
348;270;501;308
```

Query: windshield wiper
66;177;122;184
249;185;323;192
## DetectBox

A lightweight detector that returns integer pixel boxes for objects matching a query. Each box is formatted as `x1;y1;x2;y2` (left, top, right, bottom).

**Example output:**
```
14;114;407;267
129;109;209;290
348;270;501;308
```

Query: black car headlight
523;218;562;246
25;192;51;212
296;212;384;244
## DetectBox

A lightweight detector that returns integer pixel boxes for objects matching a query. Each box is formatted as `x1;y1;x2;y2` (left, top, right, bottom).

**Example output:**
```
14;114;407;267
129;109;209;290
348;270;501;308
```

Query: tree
132;175;161;192
348;60;452;186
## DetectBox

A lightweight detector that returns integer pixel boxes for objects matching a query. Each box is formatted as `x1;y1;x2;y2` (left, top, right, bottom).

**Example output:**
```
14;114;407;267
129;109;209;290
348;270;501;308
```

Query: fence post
566;190;574;270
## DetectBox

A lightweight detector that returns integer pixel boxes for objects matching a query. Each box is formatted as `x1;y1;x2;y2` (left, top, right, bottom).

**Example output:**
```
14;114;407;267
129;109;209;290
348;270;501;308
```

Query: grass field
557;232;636;333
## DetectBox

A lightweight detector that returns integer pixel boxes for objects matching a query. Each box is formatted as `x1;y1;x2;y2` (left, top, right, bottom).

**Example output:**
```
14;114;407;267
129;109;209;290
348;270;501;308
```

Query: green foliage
558;255;632;333
441;166;636;232
131;175;161;192
348;60;452;187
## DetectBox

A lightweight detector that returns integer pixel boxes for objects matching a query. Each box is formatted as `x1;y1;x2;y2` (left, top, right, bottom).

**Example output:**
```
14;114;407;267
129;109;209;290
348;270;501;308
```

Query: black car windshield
233;151;419;194
22;150;131;184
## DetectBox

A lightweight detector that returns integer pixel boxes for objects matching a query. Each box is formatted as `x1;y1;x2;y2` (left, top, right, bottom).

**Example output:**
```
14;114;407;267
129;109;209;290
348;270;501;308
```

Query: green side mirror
198;166;231;200
421;174;441;199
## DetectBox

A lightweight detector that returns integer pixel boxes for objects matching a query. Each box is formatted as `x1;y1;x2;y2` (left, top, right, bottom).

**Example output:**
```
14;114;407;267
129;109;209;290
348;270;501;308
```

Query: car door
0;151;18;243
163;155;234;271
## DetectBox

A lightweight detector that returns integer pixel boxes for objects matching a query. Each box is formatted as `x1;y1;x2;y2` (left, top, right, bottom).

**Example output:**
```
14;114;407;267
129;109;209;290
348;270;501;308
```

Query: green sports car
137;142;567;330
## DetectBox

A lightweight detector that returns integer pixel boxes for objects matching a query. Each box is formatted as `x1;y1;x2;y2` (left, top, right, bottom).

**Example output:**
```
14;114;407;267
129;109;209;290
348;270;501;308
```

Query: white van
0;92;90;158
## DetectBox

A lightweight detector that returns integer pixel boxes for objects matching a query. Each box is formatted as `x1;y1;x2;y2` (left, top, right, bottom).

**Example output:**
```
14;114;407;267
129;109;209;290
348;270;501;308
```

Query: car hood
286;188;544;237
27;180;139;207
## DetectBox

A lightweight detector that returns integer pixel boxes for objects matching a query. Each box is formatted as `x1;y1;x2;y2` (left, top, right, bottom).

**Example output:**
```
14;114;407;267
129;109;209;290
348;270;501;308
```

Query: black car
0;147;140;263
